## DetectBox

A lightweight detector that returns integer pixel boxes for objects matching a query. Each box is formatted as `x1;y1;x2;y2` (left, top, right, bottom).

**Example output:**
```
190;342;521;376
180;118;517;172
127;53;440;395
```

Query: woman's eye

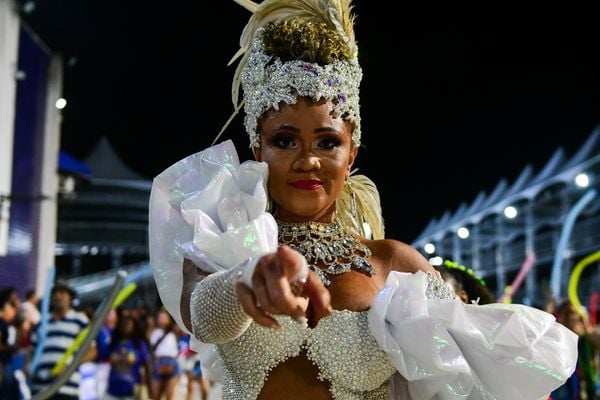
319;137;341;150
270;135;295;149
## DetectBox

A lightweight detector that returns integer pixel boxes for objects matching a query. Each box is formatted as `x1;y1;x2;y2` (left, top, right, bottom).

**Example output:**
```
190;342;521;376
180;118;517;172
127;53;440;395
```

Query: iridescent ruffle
148;139;278;381
369;270;579;399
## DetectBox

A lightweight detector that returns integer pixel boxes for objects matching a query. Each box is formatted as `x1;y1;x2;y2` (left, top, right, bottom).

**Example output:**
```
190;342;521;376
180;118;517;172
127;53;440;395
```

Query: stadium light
424;243;436;254
504;205;518;219
55;98;67;110
428;256;443;266
575;173;590;188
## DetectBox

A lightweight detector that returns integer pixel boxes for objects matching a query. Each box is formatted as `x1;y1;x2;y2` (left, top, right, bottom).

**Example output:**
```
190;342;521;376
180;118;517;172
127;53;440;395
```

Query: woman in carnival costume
148;1;578;398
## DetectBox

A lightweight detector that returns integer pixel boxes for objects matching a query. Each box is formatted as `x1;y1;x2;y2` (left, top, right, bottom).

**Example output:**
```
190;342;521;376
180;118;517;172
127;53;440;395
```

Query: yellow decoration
503;285;513;304
568;249;600;317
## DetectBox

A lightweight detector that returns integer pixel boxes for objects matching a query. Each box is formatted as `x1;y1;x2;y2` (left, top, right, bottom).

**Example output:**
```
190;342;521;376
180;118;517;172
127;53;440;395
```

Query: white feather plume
229;0;358;109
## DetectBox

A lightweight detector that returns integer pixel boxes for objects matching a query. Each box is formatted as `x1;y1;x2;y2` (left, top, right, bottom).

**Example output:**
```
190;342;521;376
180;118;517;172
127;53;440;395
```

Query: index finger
301;270;331;316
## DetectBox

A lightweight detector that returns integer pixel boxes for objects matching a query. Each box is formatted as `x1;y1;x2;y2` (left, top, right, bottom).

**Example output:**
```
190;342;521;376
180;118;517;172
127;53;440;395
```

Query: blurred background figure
2;287;24;348
550;299;600;400
30;282;97;400
436;260;496;305
0;287;20;398
174;323;209;400
105;308;152;400
149;309;180;400
19;289;41;350
79;307;99;400
96;308;118;400
20;290;41;323
132;305;155;342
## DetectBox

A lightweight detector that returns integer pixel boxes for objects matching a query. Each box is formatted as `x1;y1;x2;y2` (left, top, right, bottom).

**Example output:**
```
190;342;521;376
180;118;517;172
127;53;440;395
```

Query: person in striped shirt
30;283;97;400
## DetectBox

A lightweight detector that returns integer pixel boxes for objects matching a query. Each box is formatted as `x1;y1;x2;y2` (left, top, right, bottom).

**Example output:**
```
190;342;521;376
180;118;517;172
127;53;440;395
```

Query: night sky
18;1;600;243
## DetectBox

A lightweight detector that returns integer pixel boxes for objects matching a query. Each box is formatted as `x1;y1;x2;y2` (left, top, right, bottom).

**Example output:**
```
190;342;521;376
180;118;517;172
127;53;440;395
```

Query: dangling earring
266;195;274;214
345;179;358;220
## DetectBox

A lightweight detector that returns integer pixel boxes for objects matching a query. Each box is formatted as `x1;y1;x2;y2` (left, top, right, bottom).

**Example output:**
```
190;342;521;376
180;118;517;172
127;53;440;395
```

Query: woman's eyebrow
314;126;342;135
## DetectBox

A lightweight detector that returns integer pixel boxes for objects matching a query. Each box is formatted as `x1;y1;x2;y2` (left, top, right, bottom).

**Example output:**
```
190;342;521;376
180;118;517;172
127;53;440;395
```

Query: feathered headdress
220;1;382;238
337;173;385;240
214;0;362;147
229;0;358;108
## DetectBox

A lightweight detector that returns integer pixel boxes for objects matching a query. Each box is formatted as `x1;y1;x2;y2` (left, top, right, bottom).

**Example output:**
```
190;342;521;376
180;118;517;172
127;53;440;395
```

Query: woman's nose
293;151;321;171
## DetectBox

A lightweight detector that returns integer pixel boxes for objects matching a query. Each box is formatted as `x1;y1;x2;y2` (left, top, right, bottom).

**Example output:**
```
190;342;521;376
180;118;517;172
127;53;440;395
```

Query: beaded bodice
216;271;458;400
218;309;396;400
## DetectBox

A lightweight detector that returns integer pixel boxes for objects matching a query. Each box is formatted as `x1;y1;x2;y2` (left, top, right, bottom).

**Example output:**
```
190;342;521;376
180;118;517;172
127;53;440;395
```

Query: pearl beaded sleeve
190;267;252;344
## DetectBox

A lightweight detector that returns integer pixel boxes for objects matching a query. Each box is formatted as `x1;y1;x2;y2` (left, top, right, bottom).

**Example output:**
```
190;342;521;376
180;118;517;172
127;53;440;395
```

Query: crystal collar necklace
277;220;375;286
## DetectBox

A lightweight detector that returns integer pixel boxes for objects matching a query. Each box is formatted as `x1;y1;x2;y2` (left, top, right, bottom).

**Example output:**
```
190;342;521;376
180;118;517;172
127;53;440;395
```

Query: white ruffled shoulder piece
368;270;579;400
148;139;278;379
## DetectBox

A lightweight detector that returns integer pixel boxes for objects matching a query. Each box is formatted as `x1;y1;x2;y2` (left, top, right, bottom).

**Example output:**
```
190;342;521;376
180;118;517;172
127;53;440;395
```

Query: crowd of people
0;269;597;399
0;283;214;400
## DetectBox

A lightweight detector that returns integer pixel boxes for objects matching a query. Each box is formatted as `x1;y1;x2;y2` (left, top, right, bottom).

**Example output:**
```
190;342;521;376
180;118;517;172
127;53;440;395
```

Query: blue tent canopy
58;149;92;180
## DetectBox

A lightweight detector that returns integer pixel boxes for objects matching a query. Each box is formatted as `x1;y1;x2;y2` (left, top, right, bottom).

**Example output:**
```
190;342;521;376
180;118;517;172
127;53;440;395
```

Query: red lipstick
291;180;322;190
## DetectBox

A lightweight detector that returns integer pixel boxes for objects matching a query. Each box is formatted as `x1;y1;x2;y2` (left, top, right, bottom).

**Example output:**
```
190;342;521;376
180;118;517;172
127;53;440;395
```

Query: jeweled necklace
277;220;375;286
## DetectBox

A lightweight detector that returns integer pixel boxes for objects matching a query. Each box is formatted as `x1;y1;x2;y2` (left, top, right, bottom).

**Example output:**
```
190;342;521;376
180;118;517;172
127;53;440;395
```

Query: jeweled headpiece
241;29;362;148
221;0;362;148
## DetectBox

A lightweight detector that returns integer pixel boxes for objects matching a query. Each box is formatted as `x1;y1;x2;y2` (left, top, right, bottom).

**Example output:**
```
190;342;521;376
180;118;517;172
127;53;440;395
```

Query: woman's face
2;301;16;323
254;98;357;222
119;317;135;337
157;311;171;328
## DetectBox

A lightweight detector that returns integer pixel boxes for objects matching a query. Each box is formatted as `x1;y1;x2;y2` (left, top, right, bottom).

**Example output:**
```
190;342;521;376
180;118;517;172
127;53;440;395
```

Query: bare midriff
258;351;331;399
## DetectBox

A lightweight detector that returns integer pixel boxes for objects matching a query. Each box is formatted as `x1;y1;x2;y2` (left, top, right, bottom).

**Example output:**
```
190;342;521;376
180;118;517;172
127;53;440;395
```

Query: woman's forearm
189;266;252;344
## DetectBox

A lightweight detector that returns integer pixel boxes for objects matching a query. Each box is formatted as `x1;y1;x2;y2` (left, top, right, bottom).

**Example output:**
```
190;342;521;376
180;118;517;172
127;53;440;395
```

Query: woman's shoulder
365;238;436;275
